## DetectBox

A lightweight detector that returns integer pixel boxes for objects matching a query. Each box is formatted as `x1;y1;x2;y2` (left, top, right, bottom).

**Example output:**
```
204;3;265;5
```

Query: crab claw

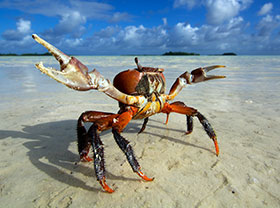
191;65;226;83
32;34;148;108
32;34;96;91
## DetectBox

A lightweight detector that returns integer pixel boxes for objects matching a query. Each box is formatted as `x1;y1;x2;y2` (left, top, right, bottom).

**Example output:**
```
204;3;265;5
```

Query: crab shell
113;67;166;97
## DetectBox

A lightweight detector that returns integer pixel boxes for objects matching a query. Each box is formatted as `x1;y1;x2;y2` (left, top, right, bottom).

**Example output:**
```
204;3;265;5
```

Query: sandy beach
0;56;279;207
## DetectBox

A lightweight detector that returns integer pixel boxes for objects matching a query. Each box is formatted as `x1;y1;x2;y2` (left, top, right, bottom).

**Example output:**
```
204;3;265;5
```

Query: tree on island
0;52;52;56
162;51;200;56
222;52;237;56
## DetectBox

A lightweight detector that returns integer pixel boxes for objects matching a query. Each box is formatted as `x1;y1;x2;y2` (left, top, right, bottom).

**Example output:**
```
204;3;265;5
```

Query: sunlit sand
0;56;279;207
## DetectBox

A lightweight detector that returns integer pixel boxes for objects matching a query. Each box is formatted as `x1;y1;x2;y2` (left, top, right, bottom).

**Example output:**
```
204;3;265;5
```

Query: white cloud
65;38;83;47
73;19;248;55
75;24;169;54
258;3;273;16
0;0;131;41
17;14;277;55
123;25;144;43
84;13;280;55
0;26;34;53
205;0;252;25
1;0;280;55
49;11;86;37
256;15;280;37
2;18;31;41
171;23;199;46
17;19;31;34
110;12;132;23
162;18;168;26
173;0;253;25
173;0;198;9
119;25;168;50
0;0;130;22
205;0;240;24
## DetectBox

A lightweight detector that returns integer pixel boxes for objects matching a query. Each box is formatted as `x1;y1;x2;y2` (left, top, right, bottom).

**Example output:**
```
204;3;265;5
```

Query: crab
32;34;226;193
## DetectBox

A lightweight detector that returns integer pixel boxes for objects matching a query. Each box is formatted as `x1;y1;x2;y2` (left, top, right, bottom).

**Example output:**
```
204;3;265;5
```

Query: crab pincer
191;65;226;83
32;34;95;91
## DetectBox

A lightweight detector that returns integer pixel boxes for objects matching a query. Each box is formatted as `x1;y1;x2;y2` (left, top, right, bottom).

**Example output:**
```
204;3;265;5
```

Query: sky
0;0;279;55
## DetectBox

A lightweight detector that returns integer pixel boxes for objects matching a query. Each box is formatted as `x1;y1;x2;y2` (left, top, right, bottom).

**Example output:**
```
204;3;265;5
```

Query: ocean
0;55;279;112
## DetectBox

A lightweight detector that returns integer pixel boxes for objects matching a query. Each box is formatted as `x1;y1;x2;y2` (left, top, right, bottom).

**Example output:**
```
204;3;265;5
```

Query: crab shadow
0;118;212;192
0;120;139;192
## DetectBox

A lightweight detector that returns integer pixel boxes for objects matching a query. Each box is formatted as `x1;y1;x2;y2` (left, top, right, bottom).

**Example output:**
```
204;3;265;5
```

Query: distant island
222;52;237;56
162;51;200;56
0;52;52;56
163;51;237;56
0;52;237;56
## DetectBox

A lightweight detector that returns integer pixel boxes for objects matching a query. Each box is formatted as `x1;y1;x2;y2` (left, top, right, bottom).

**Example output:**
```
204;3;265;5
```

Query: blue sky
0;0;279;55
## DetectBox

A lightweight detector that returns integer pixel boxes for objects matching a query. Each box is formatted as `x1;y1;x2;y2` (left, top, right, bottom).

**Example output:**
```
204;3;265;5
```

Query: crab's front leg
165;65;226;101
162;66;226;156
32;34;147;107
32;34;94;91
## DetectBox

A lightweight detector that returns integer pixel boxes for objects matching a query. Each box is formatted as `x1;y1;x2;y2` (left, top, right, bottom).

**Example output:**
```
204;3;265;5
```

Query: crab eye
190;75;194;82
179;77;187;85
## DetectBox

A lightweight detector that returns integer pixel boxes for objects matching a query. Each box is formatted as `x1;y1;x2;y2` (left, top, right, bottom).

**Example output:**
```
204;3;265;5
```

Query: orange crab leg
137;170;154;181
77;111;118;162
99;178;114;193
161;101;197;122
77;107;153;193
196;112;220;156
213;138;219;156
112;108;154;182
161;101;219;156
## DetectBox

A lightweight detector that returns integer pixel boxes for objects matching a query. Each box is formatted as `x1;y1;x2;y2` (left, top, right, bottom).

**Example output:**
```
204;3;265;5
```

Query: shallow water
0;55;279;112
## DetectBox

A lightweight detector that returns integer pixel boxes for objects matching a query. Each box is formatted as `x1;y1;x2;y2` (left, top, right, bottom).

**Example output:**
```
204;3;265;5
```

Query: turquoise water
0;55;279;114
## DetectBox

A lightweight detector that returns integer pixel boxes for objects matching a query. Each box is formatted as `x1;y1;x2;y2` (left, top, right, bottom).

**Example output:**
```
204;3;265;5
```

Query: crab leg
88;124;114;193
164;65;226;101
186;115;193;135
196;112;219;156
163;101;194;134
32;34;147;107
138;117;149;134
112;109;154;181
77;108;153;193
161;102;219;156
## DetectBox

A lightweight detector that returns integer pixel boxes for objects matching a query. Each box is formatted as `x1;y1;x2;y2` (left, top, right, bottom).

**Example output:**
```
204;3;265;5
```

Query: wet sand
0;56;279;207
